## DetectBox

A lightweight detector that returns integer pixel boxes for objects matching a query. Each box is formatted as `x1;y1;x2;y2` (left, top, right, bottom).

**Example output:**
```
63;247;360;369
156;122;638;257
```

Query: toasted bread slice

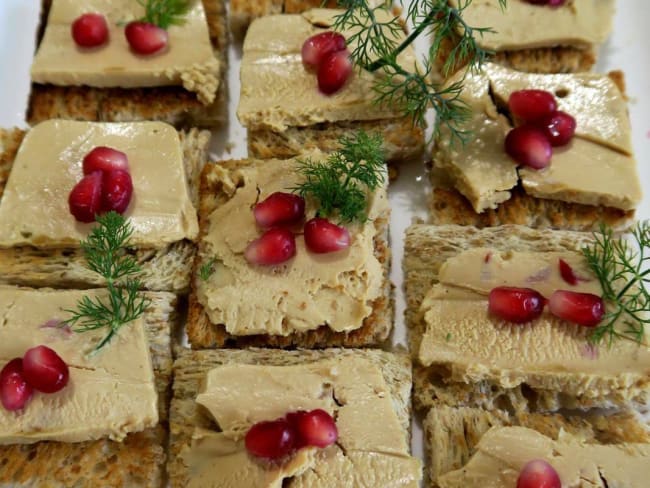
27;0;227;128
0;289;176;488
404;224;650;413
168;348;415;486
0;127;209;293
187;158;393;349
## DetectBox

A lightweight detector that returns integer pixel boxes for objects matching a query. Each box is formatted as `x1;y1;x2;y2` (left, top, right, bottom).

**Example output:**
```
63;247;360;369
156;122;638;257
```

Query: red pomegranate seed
254;192;305;228
517;459;561;488
548;290;605;327
488;286;546;324
505;126;552;170
0;359;33;411
245;419;297;460
304;218;351;254
317;50;352;95
71;13;109;48
508;90;557;122
83;146;129;175
558;259;579;286
287;409;338;449
69;170;103;223
22;346;69;394
302;32;347;69
245;228;296;265
534;111;576;147
125;22;168;55
101;169;133;214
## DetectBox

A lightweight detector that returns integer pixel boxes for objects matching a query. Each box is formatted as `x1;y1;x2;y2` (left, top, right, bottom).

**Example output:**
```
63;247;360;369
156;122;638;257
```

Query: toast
0;289;176;488
168;348;418;486
27;0;228;128
404;224;650;413
0;126;209;294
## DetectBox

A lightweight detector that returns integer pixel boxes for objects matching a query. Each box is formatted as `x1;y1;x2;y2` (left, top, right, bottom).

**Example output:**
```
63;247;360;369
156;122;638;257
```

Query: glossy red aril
548;290;605;327
505;126;552;169
22;346;69;394
254;192;305;228
245;228;296;265
71;13;109;48
302;32;347;69
304;218;351;254
558;259;579;286
83;146;129;175
125;21;168;55
101;169;133;214
288;409;338;448
535;110;576;147
488;287;546;324
0;359;33;411
69;170;103;223
517;459;561;488
508;90;557;122
318;50;352;95
245;419;296;460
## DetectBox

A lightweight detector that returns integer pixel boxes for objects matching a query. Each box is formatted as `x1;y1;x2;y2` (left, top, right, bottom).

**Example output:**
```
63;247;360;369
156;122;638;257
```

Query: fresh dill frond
138;0;190;29
63;212;150;352
292;131;385;223
582;221;650;346
199;257;217;281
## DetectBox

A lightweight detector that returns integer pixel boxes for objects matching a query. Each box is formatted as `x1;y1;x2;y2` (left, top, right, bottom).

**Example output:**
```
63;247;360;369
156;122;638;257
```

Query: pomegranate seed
287;409;338;448
558;259;579;286
548;290;605;327
517;459;561;488
125;22;168;55
505;126;552;170
69;170;103;223
22;346;69;394
83;146;129;175
488;287;546;324
304;218;351;254
254;192;305;228
302;32;347;69
508;90;557;122
0;359;33;411
245;419;297;460
71;13;109;48
317;50;352;95
101;169;133;214
534;111;576;147
245;228;296;265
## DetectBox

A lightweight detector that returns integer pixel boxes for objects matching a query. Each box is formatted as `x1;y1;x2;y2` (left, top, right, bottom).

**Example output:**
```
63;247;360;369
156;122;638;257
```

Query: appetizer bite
237;8;424;163
0;120;206;293
188;133;391;348
168;348;422;486
431;63;641;230
28;0;227;127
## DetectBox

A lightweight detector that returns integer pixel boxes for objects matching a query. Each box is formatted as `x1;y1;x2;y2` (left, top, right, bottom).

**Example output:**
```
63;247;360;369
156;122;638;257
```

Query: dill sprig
138;0;190;29
332;0;506;142
63;212;150;352
292;131;385;223
199;257;217;281
582;221;650;346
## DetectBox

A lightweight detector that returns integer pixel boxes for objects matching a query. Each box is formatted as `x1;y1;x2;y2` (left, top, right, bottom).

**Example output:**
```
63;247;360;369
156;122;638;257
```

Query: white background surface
1;0;649;471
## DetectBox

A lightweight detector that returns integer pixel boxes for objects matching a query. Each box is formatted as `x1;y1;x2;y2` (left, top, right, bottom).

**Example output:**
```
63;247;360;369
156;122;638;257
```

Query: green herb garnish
583;221;650;346
292;131;385;223
63;212;150;352
138;0;190;29
199;257;217;281
333;0;506;143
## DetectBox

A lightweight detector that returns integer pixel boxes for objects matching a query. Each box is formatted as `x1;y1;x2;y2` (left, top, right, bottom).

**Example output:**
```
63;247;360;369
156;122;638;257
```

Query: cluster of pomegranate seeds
245;192;351;265
505;89;576;170
517;459;561;488
69;147;134;223
245;409;338;461
301;32;352;95
0;346;69;412
71;13;109;48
